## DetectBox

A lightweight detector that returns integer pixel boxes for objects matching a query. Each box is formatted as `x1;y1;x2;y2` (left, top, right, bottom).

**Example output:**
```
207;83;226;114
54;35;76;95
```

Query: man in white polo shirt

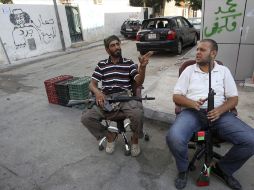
166;39;254;190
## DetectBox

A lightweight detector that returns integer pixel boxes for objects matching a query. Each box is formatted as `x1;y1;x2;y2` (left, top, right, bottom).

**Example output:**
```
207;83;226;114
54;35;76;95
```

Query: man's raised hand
138;51;154;67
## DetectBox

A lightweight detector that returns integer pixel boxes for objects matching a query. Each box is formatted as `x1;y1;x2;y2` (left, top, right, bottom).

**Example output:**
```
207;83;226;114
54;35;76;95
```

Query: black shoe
175;171;188;189
211;163;242;190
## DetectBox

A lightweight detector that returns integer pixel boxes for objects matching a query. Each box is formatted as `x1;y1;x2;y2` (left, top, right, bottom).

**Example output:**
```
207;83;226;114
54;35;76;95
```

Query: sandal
105;132;117;154
106;141;115;154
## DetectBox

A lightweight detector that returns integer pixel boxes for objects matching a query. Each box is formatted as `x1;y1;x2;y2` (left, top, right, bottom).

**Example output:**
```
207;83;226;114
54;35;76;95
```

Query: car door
180;17;196;44
176;17;189;45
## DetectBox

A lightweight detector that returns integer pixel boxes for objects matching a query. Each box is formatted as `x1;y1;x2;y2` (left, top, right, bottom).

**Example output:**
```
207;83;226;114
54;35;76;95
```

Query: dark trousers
81;100;144;140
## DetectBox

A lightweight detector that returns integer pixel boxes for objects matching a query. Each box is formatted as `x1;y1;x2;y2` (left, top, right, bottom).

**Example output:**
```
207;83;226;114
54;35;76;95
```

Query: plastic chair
175;59;237;170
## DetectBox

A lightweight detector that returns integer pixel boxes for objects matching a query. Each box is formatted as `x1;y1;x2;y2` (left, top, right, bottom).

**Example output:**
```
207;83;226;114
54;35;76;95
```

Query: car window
168;19;177;28
188;18;201;25
176;18;183;28
181;18;190;28
143;20;156;29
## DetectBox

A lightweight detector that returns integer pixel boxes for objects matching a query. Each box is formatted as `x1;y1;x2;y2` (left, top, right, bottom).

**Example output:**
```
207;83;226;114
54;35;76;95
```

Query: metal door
65;6;83;43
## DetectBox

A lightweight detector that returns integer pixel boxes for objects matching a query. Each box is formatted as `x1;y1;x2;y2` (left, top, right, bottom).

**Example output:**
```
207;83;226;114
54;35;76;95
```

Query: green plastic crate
68;76;91;100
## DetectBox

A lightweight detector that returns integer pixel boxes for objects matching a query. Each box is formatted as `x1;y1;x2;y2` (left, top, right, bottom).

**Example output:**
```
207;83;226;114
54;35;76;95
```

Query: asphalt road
0;40;253;190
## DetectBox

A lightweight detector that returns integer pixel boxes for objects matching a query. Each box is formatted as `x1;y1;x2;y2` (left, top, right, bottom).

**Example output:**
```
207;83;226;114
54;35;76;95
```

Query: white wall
0;0;148;64
13;0;54;4
202;0;254;81
164;1;183;16
0;4;71;62
78;0;145;43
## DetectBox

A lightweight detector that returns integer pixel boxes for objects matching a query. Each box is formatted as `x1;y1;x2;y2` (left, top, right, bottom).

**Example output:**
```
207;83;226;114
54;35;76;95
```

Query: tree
0;0;13;3
129;0;164;8
169;0;202;10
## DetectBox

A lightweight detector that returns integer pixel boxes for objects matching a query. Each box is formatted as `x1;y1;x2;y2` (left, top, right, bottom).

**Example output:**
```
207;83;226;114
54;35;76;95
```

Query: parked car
136;16;198;55
187;17;201;39
120;19;142;38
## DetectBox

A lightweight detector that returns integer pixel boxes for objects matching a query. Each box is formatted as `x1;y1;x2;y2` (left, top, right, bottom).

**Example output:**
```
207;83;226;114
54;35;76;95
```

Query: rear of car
136;16;197;55
120;19;141;38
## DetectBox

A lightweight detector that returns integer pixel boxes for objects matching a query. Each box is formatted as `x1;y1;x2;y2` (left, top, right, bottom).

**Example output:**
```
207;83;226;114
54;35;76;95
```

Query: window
176;18;183;28
181;18;190;27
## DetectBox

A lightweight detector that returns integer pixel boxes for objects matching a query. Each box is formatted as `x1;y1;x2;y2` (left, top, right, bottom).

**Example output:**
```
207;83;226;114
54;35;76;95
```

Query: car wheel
176;40;182;55
192;34;197;46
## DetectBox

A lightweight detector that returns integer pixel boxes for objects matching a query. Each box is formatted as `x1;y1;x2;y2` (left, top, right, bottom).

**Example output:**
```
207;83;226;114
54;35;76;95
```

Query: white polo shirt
173;62;238;109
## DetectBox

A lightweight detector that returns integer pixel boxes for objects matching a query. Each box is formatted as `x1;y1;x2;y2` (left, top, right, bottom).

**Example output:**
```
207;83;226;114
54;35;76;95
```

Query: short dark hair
200;39;218;51
104;35;120;49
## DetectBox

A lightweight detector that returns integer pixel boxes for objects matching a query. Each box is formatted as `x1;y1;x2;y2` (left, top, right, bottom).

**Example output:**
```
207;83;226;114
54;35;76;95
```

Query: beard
111;49;122;58
196;57;211;66
197;61;208;66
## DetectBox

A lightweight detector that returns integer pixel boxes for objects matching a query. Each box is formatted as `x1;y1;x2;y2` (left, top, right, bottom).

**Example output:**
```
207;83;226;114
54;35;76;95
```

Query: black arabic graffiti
204;0;242;37
9;9;56;49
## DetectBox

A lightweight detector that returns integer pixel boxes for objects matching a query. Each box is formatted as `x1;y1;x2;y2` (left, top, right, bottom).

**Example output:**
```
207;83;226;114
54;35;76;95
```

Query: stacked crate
55;77;78;106
68;76;91;109
68;76;91;100
44;75;73;104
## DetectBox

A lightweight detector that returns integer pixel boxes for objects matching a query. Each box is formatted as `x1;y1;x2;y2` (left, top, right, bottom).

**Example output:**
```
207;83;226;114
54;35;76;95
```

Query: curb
144;107;175;125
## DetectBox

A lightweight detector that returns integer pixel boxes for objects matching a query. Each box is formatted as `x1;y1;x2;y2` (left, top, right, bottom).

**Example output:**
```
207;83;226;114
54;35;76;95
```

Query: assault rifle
196;58;216;186
67;95;155;111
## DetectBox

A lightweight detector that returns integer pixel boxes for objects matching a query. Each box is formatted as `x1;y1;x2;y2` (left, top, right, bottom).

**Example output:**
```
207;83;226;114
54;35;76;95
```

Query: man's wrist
139;65;147;70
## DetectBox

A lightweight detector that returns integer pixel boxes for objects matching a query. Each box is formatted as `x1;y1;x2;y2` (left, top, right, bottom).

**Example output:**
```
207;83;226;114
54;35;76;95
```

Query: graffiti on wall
9;9;56;50
204;0;242;37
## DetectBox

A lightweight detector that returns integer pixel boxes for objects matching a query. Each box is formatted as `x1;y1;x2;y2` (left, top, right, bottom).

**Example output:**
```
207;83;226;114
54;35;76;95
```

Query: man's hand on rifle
193;98;208;110
207;107;222;122
95;91;106;108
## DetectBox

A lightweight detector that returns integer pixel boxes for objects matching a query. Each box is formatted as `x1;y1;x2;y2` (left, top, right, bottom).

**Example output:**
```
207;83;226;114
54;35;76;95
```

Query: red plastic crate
44;75;73;104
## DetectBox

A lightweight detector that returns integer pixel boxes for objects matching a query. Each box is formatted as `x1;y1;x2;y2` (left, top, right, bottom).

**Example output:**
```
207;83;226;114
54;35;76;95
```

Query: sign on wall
202;0;245;43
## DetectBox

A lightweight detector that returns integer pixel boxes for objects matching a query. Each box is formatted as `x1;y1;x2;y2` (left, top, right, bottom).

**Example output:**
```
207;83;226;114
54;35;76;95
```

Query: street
0;39;253;190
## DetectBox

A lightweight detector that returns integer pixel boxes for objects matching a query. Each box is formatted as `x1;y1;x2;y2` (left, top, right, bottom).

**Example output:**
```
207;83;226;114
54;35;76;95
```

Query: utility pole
0;37;11;64
53;0;66;51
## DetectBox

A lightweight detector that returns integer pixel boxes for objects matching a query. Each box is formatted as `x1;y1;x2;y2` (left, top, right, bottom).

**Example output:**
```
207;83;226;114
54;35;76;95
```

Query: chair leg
189;144;206;171
98;136;107;151
213;151;222;160
120;131;131;156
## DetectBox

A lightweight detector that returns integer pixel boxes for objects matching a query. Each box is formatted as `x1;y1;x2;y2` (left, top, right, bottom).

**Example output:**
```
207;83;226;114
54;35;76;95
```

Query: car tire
192;34;198;46
176;40;182;55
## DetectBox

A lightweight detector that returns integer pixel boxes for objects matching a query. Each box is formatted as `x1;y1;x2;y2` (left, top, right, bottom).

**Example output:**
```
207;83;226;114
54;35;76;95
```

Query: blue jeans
166;109;254;175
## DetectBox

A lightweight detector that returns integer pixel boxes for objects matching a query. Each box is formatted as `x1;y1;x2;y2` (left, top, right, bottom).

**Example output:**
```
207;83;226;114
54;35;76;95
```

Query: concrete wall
0;4;71;63
78;0;146;43
105;11;144;37
202;0;254;81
